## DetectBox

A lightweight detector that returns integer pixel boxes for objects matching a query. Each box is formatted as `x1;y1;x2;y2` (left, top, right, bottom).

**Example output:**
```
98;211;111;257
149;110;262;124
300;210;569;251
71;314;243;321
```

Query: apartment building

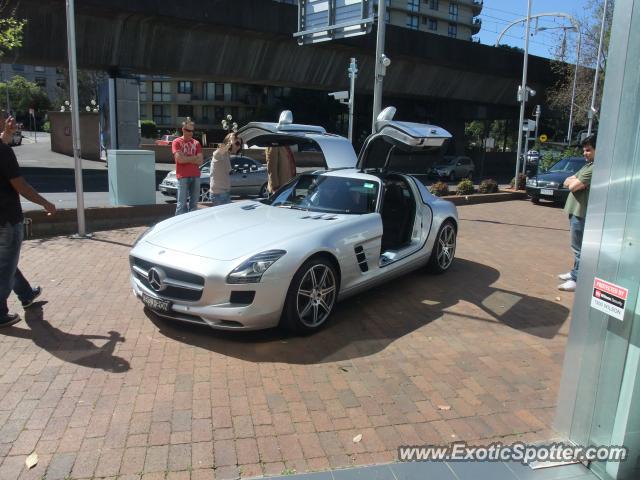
138;76;290;130
275;0;482;40
0;63;65;103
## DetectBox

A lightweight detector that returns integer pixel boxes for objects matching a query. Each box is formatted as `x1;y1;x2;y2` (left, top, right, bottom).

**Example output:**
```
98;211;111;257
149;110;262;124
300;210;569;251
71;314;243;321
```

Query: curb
23;191;528;239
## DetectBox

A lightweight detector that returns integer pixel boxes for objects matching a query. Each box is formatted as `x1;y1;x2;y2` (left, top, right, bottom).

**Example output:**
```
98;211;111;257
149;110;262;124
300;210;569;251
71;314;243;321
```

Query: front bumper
159;180;177;196
130;253;290;331
526;186;569;203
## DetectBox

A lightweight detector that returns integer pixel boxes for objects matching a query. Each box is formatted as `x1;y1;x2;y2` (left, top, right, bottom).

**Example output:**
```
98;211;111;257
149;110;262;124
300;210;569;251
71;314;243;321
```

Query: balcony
471;17;482;34
472;0;483;16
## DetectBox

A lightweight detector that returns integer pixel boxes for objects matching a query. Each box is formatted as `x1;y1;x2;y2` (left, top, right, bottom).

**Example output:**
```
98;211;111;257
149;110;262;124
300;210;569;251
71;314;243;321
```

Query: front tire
282;258;338;334
449;171;456;182
258;183;268;198
427;220;457;273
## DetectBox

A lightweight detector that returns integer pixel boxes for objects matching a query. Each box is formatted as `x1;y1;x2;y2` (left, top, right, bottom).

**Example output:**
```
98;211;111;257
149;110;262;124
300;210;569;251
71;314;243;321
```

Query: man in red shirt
172;118;203;215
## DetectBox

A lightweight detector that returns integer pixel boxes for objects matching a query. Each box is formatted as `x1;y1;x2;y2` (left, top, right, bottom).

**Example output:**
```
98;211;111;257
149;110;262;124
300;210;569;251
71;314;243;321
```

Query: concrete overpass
11;0;558;164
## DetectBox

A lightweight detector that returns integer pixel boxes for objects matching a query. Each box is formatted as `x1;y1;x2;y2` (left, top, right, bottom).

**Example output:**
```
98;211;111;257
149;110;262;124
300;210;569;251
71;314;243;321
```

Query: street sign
294;0;374;45
539;134;548;143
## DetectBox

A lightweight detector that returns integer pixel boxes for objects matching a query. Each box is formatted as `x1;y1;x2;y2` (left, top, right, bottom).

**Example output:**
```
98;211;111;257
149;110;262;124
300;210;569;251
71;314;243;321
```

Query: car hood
534;171;572;184
144;202;347;261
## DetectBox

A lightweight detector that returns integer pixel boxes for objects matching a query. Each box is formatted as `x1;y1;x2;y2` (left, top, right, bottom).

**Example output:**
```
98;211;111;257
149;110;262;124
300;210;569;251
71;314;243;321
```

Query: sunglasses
183;128;194;133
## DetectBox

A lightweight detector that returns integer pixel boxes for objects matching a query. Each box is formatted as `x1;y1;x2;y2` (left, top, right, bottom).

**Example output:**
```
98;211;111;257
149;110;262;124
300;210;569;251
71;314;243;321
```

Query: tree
546;0;614;139
53;69;107;110
0;1;26;58
0;75;51;118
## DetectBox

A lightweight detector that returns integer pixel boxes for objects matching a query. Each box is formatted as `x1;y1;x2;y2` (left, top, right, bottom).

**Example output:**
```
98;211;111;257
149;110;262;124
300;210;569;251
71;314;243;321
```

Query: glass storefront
554;1;639;479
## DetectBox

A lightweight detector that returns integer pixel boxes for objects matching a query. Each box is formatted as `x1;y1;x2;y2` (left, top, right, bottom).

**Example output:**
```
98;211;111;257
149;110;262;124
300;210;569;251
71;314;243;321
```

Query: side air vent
354;246;368;272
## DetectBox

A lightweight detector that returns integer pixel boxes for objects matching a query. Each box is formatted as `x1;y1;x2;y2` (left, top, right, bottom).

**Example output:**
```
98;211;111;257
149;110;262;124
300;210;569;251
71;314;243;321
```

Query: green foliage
510;174;527;190
464;120;484;147
0;75;51;117
429;181;450;197
42;120;50;133
0;15;26;57
478;178;499;194
456;178;475;196
140;120;158;138
541;146;582;171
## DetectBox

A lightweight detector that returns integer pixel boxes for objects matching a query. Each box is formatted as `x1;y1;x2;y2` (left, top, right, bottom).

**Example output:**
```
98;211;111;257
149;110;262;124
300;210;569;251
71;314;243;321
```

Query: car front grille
130;256;204;302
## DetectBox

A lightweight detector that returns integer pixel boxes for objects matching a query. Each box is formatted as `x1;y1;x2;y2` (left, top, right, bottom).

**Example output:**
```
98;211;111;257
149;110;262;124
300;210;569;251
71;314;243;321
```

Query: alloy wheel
296;264;337;328
436;223;456;270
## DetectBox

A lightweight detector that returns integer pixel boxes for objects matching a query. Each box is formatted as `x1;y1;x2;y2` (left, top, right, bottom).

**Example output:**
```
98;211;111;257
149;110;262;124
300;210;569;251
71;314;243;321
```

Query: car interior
380;175;416;252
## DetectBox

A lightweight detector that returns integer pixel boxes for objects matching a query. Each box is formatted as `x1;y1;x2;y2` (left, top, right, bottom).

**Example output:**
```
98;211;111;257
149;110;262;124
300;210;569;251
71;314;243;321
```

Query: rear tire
199;186;211;202
427;220;457;274
259;183;268;198
282;258;338;334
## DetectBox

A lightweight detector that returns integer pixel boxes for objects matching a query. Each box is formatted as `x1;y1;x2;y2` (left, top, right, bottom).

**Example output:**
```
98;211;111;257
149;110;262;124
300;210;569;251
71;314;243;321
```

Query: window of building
152;81;171;102
177;105;194;118
214;107;226;121
152;105;171;125
12;64;24;71
406;14;419;29
203;82;216;101
139;82;147;102
215;83;225;101
407;0;419;13
449;2;458;21
201;105;212;124
448;22;457;37
177;81;192;94
34;66;46;72
429;18;438;31
35;77;46;88
429;0;438;10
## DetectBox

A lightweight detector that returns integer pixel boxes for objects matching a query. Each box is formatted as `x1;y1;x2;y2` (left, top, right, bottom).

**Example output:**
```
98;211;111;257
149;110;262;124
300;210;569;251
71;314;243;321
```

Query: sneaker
21;286;42;309
558;280;577;292
558;272;573;281
0;313;21;328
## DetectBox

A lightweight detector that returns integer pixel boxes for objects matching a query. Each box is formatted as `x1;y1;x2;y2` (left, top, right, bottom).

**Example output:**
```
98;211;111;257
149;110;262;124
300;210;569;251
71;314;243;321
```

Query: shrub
510;173;526;190
429;181;450;197
456;178;474;196
140;120;158;138
42;120;50;133
478;178;499;194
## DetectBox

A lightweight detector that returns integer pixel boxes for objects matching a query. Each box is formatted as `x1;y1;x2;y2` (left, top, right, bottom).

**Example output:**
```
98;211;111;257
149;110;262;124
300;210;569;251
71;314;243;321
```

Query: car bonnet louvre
299;214;338;220
241;204;261;210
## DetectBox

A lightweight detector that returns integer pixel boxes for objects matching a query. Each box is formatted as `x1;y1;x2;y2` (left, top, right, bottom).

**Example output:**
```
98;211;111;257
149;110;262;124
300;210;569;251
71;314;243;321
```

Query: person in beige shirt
266;145;296;193
210;132;242;206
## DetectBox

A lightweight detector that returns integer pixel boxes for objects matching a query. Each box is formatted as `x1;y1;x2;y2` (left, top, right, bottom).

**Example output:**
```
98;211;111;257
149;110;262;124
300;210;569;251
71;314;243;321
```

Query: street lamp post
497;12;582;146
347;58;358;142
588;0;608;136
371;0;389;133
513;0;533;190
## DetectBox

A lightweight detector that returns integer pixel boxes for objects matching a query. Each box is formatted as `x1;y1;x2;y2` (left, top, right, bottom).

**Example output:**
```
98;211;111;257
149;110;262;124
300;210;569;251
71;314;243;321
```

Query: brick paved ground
0;200;575;479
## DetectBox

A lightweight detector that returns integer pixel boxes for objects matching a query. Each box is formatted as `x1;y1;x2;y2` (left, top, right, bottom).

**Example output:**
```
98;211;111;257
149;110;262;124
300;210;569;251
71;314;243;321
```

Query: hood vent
300;214;338;220
354;246;368;272
241;204;260;210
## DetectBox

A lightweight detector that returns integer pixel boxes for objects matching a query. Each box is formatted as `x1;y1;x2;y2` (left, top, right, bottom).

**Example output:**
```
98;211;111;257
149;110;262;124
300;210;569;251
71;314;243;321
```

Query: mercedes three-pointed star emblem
147;267;167;292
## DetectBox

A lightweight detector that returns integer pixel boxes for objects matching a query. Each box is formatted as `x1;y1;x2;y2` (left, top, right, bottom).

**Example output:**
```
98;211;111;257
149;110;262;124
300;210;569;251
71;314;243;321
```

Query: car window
267;174;379;214
549;158;585;173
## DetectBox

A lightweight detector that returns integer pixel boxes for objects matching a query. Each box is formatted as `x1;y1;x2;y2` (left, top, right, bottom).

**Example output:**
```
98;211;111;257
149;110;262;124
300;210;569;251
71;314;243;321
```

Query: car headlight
547;182;559;187
526;178;537;186
227;250;286;284
133;225;156;247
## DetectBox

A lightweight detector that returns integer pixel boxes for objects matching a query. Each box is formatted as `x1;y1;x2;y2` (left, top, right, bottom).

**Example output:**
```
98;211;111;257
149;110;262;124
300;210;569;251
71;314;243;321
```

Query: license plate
540;188;554;196
142;293;172;313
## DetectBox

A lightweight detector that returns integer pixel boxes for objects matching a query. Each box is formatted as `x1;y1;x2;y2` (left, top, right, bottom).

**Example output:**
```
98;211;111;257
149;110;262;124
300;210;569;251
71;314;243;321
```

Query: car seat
381;182;412;250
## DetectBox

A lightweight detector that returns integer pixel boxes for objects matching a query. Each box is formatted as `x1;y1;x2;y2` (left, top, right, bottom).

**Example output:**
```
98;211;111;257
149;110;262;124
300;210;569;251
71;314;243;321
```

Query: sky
476;0;592;58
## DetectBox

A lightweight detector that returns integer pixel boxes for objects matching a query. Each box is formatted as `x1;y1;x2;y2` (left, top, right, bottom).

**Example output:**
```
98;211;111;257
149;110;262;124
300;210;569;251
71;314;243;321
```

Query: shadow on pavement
2;304;130;372
147;258;570;364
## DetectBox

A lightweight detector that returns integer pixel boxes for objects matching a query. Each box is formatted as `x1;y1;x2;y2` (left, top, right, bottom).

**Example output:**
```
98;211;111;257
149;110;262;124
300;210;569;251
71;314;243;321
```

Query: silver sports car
159;155;269;200
130;107;459;333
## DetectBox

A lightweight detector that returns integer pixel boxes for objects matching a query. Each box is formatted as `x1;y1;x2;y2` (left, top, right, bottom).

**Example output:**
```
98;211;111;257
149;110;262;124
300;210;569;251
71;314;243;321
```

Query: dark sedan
526;157;586;204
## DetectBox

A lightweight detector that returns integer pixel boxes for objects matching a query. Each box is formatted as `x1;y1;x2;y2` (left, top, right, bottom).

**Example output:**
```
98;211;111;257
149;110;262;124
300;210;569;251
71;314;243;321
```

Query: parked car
525;156;586;204
155;135;178;146
430;155;474;181
130;107;459;333
159;155;268;200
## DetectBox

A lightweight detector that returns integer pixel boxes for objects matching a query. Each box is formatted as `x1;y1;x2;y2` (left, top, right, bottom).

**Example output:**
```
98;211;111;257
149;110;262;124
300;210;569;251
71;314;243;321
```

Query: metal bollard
23;218;33;239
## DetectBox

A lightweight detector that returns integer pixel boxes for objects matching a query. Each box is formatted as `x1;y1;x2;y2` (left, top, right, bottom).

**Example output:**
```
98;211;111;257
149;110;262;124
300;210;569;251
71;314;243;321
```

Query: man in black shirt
1;113;56;327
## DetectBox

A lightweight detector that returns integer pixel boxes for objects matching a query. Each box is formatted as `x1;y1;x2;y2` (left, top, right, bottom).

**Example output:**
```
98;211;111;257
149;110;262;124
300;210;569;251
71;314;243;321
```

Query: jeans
0;222;35;317
569;214;585;281
176;176;200;215
210;191;231;206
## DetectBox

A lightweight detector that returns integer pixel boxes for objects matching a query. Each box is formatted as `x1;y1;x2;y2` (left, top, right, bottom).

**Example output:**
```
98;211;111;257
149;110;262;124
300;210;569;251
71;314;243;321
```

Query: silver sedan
131;108;458;334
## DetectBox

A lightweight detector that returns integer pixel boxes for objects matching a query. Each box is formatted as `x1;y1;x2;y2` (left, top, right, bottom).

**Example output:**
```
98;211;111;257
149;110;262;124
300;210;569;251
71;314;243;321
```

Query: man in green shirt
558;134;596;292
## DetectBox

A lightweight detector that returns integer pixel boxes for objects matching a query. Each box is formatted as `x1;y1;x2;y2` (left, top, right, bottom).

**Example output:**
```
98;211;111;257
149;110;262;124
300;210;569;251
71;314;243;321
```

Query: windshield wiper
276;202;307;211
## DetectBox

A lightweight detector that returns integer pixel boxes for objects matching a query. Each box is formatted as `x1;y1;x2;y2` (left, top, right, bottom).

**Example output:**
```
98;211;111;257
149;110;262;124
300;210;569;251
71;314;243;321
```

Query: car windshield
548;158;585;173
441;157;456;165
266;174;379;214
